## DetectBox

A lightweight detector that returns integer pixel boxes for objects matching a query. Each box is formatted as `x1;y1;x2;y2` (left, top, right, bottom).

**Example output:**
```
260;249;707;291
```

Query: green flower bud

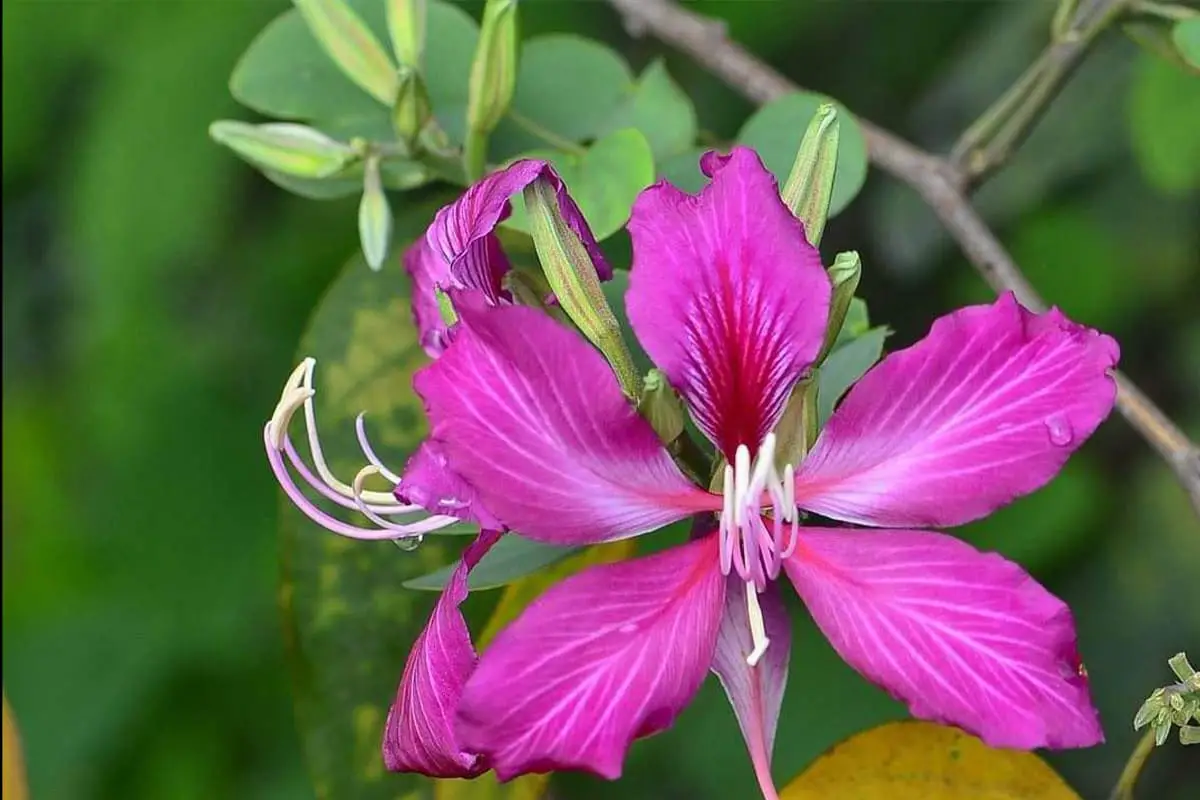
639;370;685;444
358;155;393;271
392;65;432;147
819;251;863;362
293;0;398;105
772;376;818;472
522;178;639;396
781;103;840;247
209;121;356;178
387;0;426;68
467;0;519;134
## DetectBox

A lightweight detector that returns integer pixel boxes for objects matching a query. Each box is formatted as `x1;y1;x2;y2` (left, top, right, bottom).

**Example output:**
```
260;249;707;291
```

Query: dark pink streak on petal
457;536;727;780
415;299;715;545
626;147;830;459
784;528;1103;750
794;293;1119;527
397;440;502;529
710;576;791;800
383;529;503;777
403;237;453;358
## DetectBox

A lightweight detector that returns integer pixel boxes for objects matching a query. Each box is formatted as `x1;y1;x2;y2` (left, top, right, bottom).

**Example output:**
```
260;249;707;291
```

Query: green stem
463;127;489;182
1131;1;1199;22
507;110;587;156
1108;728;1158;800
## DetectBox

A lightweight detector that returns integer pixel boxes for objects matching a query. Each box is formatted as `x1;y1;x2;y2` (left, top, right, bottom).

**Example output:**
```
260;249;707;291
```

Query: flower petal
784;528;1103;749
397;440;502;529
457;535;726;780
414;298;714;545
626;146;831;459
711;576;791;798
403;237;453;357
794;293;1119;527
383;529;503;777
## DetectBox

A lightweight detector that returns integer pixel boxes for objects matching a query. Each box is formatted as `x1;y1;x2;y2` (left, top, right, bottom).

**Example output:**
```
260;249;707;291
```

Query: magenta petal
457;536;727;780
414;298;715;545
397;440;502;529
711;577;791;797
404;237;453;358
794;293;1119;527
626;146;831;459
784;528;1103;749
383;529;502;777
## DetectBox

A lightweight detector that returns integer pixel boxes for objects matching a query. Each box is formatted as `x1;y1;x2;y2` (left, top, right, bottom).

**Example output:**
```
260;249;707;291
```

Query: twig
1108;728;1158;800
606;0;1200;517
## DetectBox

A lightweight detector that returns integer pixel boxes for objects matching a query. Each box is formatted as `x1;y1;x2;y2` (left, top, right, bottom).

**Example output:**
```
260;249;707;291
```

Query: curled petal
383;529;503;777
784;528;1103;749
457;535;727;780
627;147;830;459
397;440;502;530
414;298;715;545
794;293;1119;527
404;237;454;358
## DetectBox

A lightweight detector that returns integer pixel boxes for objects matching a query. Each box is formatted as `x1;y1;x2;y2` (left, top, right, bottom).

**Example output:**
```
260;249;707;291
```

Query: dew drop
1044;414;1074;446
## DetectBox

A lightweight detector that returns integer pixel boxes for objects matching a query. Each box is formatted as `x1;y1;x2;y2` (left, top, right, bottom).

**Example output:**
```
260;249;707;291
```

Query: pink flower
268;148;1118;796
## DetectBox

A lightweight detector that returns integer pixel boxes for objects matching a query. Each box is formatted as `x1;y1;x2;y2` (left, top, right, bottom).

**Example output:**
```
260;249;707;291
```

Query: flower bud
293;0;399;105
781;103;840;247
209;121;356;178
466;0;519;134
392;65;432;147
639;370;685;444
522;178;639;396
387;0;426;68
359;155;393;271
819;250;863;361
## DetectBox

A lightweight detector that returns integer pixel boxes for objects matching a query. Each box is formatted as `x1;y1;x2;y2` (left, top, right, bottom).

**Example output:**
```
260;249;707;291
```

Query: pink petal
794;293;1119;527
414;297;715;545
396;440;502;529
457;536;727;780
711;576;791;799
784;528;1103;749
383;529;502;777
403;237;454;358
626;146;830;459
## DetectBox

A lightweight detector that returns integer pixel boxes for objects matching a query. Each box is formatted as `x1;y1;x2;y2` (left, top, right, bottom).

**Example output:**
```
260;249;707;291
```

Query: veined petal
403;237;453;358
414;298;715;545
383;529;503;777
626;146;830;459
711;576;791;800
457;535;726;780
428;159;612;302
397;440;501;529
794;293;1119;527
784;528;1103;749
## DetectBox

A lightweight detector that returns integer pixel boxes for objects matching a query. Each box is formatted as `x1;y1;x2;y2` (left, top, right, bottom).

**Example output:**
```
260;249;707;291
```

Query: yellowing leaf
780;721;1082;800
3;693;29;800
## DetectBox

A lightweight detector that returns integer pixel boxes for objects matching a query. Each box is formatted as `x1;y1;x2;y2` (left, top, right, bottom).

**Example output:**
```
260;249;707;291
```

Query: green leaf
1129;52;1200;194
817;326;888;425
262;156;430;201
1174;17;1200;70
280;201;491;799
489;35;634;158
600;60;698;160
738;92;869;217
657;146;708;193
404;535;576;592
230;0;476;142
506;128;655;241
293;0;399;106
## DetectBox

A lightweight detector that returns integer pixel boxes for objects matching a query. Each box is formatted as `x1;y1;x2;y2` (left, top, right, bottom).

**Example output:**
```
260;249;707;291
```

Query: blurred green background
3;1;1198;798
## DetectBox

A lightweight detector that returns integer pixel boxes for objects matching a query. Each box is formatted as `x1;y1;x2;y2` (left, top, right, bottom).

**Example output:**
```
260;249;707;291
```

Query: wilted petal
404;238;453;357
627;147;830;459
415;298;715;545
711;576;792;797
784;528;1103;749
396;440;502;529
794;294;1119;527
457;536;726;780
383;529;503;776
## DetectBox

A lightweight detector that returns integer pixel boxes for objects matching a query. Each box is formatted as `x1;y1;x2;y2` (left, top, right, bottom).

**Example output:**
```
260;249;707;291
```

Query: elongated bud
772;376;818;472
781;103;840;247
392;65;432;146
387;0;426;68
1169;652;1198;687
819;250;862;361
359;155;392;271
209;121;356;178
639;370;685;444
467;0;518;134
293;0;398;105
522;179;640;396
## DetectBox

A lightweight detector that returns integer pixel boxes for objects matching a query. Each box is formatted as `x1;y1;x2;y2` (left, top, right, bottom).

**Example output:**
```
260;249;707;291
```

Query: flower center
718;432;798;666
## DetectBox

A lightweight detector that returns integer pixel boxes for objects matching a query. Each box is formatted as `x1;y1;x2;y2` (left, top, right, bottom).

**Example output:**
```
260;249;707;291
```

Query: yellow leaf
3;692;29;800
431;540;637;799
780;721;1082;800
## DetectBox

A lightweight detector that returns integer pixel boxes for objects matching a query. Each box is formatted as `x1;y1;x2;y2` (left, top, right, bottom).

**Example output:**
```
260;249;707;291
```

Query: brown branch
607;0;1200;516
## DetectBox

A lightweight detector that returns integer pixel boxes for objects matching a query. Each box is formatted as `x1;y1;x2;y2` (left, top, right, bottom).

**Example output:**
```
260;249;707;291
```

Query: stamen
356;413;402;485
745;582;770;667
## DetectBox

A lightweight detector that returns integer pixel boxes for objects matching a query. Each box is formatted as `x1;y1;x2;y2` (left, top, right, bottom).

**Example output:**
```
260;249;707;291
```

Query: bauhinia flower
266;147;1118;797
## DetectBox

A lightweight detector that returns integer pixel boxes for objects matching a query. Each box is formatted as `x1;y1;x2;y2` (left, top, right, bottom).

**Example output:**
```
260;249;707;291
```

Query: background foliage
3;1;1197;798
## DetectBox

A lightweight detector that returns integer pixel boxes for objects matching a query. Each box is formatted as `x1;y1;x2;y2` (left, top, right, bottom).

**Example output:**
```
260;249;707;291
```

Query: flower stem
1108;728;1158;800
463;127;489;182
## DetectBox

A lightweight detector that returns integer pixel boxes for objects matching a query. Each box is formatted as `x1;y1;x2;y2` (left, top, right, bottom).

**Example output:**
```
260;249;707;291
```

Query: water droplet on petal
1044;414;1074;447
